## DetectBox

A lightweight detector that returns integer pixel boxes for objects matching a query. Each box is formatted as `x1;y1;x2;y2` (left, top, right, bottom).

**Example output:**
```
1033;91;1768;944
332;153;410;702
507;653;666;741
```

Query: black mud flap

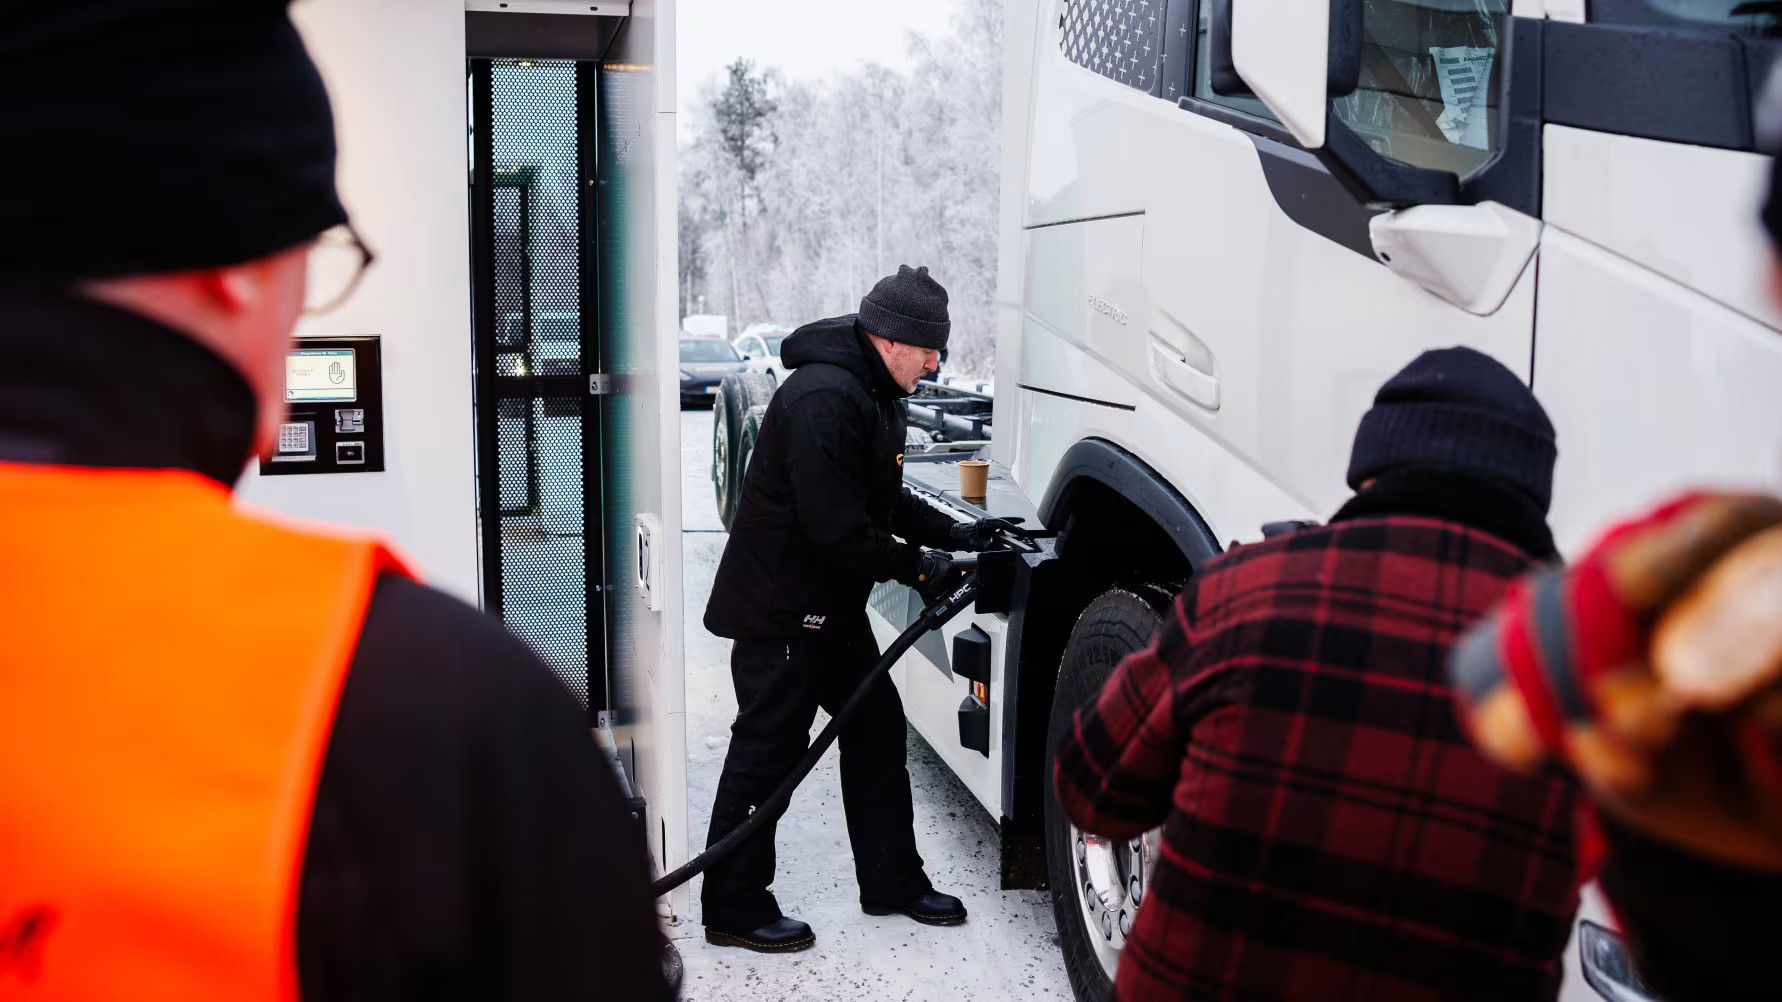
958;696;990;756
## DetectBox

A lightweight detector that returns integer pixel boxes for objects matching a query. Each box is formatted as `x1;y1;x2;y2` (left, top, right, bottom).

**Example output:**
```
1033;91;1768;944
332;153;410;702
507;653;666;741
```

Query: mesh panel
599;57;645;725
497;397;533;513
482;58;596;703
499;408;589;689
493;61;581;378
494;186;526;365
1061;0;1168;94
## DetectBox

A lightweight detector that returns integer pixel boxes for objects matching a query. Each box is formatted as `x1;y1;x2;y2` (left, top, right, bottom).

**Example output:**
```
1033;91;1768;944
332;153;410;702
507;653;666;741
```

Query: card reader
259;336;385;476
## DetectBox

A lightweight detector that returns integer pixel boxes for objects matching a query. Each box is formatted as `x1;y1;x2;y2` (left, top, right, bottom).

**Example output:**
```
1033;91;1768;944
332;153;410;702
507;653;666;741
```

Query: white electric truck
844;0;1782;998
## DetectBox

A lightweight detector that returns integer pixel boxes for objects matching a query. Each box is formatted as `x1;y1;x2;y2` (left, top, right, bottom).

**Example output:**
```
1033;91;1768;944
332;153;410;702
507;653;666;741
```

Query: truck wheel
711;393;733;526
1043;585;1174;1002
713;373;775;531
735;371;775;409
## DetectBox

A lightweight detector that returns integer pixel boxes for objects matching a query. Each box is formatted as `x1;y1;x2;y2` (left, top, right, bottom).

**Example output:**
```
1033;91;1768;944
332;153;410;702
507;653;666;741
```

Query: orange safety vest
0;462;409;1000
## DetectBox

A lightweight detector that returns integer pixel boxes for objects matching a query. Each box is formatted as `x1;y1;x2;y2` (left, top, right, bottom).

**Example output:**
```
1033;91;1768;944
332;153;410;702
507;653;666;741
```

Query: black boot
861;890;967;926
703;916;816;953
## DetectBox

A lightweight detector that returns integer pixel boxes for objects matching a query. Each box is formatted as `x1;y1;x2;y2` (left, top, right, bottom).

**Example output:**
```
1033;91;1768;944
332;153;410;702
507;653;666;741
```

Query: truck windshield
680;339;740;362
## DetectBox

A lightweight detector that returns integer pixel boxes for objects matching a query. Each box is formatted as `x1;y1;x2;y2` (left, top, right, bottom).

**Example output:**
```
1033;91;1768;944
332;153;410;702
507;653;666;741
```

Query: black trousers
700;616;931;931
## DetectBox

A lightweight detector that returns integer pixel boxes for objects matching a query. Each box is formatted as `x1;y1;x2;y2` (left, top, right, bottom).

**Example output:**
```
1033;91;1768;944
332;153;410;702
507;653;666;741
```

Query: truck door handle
1149;336;1220;411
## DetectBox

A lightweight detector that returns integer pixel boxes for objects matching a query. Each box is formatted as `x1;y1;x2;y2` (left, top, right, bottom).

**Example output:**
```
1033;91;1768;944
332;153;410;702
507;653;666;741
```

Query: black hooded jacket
704;315;956;639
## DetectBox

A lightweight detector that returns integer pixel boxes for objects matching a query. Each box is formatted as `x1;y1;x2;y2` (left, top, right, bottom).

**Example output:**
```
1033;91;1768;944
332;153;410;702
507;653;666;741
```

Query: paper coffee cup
959;460;990;499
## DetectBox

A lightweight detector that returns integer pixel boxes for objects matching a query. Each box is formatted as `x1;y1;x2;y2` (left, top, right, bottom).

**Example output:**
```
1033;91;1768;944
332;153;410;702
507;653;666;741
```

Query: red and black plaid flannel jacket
1055;516;1581;1001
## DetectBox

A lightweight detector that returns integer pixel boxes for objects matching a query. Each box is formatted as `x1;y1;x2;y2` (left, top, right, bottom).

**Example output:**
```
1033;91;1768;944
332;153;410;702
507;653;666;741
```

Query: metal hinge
589;374;613;396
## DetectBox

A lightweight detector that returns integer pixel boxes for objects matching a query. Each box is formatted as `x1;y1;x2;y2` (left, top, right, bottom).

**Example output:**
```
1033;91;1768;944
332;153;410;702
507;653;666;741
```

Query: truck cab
858;0;1782;997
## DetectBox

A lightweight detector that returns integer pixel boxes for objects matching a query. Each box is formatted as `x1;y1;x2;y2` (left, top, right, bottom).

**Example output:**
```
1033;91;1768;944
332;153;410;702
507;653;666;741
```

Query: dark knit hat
1347;347;1558;512
859;265;951;350
0;0;347;280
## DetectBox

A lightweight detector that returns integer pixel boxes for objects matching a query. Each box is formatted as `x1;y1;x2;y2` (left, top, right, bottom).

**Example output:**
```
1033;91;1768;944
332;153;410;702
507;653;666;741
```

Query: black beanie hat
0;0;347;280
859;265;951;350
1347;347;1558;512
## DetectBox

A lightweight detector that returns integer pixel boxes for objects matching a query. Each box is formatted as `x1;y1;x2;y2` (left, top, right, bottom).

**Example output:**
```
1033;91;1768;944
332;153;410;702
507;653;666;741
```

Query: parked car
679;337;747;408
732;326;792;385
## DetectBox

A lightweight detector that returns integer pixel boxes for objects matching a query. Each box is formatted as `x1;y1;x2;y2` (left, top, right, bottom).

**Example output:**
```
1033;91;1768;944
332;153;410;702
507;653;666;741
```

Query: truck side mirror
1226;0;1542;312
1227;0;1361;149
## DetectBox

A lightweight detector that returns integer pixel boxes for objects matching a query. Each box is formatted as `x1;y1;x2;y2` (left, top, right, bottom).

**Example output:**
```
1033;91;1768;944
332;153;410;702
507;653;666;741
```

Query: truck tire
711;394;731;523
737;405;766;501
713;372;775;531
1043;585;1175;1002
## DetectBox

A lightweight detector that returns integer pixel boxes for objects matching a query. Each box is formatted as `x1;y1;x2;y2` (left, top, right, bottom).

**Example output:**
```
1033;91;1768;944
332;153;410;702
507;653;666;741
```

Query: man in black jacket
0;3;668;998
702;265;1006;952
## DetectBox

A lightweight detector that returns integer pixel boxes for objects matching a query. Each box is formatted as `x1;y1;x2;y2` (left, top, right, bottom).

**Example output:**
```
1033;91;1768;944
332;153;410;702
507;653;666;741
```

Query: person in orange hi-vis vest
0;3;670;999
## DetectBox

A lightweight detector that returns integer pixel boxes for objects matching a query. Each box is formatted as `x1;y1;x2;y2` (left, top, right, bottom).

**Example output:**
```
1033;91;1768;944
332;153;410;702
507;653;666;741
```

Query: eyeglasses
302;224;376;316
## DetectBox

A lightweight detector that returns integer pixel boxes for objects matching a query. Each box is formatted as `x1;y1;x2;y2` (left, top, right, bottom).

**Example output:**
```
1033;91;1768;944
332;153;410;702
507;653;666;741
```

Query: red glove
1449;492;1782;872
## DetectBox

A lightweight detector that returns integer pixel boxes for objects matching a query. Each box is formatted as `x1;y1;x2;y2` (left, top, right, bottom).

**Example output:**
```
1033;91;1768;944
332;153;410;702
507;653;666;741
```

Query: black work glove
914;549;967;604
945;517;1026;552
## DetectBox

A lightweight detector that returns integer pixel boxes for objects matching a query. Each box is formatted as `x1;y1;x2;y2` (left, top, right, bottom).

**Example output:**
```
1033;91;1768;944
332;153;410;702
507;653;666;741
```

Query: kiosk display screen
286;348;358;403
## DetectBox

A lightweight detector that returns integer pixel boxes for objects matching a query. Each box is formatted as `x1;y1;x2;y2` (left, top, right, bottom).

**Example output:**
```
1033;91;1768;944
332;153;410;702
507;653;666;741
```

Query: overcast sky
675;0;958;137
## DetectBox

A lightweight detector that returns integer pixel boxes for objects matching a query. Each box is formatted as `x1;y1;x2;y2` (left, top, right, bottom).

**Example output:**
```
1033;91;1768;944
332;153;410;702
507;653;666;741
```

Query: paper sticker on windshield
1430;45;1494;151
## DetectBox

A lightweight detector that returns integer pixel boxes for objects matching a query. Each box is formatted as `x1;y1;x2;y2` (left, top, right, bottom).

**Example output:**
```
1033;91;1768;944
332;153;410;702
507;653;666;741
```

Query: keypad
278;423;310;454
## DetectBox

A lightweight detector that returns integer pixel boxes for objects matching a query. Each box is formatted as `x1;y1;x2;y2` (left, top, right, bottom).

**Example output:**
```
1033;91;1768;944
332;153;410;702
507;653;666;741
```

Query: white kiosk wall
239;0;479;603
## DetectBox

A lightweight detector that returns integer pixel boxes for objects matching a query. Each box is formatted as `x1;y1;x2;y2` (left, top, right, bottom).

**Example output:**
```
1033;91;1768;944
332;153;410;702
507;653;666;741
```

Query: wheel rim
1070;823;1160;978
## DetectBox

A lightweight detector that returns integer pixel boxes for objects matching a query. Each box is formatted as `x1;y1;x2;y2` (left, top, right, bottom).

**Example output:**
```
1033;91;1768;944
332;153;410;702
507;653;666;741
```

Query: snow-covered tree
679;0;1003;378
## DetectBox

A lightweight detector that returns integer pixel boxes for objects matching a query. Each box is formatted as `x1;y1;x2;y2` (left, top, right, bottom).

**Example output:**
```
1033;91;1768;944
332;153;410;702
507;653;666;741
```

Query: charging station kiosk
252;0;686;924
465;0;688;920
259;335;385;476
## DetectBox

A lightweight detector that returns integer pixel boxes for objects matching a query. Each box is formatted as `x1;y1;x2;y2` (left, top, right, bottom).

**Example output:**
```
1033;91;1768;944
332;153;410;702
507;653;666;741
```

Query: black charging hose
650;571;984;897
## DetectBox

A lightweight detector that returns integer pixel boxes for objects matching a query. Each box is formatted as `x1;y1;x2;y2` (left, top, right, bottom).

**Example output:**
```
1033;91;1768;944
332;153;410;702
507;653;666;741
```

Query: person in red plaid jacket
1055;347;1583;1001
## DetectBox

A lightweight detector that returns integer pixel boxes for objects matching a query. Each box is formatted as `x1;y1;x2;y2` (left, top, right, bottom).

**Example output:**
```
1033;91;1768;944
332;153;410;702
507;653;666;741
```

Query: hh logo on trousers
802;615;826;630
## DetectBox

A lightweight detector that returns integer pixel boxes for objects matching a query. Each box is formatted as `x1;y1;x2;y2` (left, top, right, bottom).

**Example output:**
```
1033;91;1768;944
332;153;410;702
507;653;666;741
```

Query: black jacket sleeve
1595;812;1782;1002
297;575;670;1002
783;389;925;585
892;485;958;551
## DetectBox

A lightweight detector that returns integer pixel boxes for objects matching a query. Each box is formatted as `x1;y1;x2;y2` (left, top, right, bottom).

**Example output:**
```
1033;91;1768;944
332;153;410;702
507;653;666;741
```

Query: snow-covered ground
672;408;1074;1000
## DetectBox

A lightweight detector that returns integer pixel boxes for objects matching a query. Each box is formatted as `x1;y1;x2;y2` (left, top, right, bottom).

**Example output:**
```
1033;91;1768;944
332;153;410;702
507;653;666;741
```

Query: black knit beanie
0;0;347;280
859;265;951;350
1347;347;1558;512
